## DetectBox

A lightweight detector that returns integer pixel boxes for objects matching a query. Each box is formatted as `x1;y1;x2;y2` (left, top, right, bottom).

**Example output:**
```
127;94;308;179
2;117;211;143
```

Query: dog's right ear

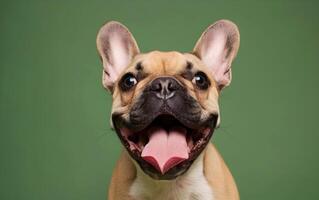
96;21;140;92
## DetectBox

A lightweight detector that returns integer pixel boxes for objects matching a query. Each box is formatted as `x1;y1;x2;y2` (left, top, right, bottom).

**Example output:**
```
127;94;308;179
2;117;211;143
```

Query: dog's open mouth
114;114;216;178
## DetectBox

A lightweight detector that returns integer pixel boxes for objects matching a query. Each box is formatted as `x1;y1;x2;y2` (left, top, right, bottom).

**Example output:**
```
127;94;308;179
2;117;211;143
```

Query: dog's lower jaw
129;149;214;200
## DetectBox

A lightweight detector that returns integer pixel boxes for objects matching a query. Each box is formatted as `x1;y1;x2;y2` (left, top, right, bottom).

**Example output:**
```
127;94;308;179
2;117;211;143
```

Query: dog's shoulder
108;150;136;200
204;143;240;200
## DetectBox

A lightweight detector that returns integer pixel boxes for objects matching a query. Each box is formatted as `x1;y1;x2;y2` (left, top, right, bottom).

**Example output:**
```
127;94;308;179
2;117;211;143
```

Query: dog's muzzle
112;76;218;180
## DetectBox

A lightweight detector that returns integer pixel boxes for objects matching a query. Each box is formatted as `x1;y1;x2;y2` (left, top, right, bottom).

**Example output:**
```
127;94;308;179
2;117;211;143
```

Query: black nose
150;77;180;99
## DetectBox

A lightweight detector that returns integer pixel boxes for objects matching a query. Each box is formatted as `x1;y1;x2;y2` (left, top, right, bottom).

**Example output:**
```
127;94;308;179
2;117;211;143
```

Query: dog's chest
130;176;213;200
129;155;214;200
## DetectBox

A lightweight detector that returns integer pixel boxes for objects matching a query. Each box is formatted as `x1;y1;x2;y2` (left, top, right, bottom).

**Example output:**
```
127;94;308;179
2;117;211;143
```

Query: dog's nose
150;77;180;99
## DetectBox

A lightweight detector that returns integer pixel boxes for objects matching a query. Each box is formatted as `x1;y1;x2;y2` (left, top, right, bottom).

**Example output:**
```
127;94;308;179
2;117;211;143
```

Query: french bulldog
96;19;240;200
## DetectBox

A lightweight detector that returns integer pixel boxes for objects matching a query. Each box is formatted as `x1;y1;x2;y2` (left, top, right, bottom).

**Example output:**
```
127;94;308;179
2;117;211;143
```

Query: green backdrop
1;0;319;199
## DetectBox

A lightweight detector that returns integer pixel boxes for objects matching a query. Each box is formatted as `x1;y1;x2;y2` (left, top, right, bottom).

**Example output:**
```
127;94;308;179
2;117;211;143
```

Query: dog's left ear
96;21;140;92
193;20;240;90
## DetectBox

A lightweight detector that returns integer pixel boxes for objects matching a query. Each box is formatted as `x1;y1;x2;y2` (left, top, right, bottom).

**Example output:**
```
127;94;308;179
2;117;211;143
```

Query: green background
1;0;318;199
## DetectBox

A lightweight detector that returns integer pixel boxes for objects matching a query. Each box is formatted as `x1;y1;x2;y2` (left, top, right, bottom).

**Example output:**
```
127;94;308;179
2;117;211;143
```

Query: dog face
96;20;240;180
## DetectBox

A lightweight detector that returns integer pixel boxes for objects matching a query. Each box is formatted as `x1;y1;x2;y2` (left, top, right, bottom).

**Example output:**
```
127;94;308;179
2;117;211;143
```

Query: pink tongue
141;126;189;174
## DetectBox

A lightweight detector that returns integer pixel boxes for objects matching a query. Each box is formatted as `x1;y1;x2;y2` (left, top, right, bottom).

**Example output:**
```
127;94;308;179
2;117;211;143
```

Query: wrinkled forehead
125;51;210;76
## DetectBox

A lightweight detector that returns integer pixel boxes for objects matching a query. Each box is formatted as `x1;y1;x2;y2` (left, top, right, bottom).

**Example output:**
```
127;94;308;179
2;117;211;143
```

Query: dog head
96;20;240;180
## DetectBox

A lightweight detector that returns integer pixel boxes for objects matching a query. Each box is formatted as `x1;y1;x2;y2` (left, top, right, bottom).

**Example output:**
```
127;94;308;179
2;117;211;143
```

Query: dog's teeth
128;141;141;151
187;138;194;152
138;140;144;150
203;127;211;137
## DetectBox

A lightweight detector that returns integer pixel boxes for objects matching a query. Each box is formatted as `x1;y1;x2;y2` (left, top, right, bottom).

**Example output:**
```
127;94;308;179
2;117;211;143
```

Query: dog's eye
192;72;210;90
120;73;137;91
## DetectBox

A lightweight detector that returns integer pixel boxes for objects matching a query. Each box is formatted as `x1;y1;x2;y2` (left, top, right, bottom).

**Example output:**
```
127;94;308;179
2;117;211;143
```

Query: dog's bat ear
193;20;240;90
96;21;140;91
